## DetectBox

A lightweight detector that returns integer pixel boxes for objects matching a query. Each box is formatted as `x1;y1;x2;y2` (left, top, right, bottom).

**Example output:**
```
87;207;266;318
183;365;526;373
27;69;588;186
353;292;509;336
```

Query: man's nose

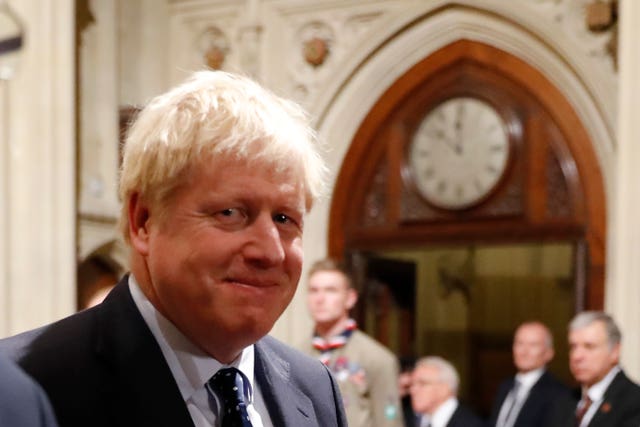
570;348;583;361
243;213;286;267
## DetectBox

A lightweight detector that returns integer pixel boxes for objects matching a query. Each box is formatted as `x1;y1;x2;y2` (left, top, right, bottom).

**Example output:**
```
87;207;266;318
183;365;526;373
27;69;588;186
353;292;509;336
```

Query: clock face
408;97;509;209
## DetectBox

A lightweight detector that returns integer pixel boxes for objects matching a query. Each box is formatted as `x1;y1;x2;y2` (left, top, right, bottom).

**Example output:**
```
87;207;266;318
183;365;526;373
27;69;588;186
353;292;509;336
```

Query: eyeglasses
411;378;444;388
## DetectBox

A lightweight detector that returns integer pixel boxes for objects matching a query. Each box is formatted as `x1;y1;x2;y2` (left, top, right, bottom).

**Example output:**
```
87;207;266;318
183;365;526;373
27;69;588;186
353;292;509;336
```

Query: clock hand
427;129;459;154
454;102;465;155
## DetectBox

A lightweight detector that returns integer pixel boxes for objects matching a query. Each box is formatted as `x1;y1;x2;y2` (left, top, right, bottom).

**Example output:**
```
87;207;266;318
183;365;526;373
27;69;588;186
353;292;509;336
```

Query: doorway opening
349;241;577;416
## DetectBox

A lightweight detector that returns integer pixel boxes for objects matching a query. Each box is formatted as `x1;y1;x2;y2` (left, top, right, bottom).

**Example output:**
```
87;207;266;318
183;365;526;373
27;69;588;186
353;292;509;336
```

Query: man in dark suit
488;321;570;427
0;354;58;426
552;311;640;427
0;71;346;427
409;356;483;427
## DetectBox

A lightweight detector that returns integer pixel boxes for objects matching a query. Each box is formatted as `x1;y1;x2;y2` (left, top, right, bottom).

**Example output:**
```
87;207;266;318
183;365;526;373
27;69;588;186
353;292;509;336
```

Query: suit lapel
93;278;195;427
587;371;625;427
254;340;316;426
515;371;546;422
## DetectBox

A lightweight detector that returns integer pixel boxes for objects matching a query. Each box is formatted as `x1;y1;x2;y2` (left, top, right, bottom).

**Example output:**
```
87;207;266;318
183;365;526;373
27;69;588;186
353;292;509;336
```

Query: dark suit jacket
550;370;640;427
447;403;484;427
0;277;347;427
402;395;415;427
0;354;59;426
488;370;570;427
412;402;484;427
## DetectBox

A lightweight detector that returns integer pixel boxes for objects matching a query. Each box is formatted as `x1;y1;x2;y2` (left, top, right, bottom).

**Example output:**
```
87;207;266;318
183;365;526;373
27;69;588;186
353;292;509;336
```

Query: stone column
606;0;640;381
0;0;75;335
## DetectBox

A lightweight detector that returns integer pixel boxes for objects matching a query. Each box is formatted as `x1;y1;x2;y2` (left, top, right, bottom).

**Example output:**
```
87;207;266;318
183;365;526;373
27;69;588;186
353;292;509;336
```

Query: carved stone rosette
298;21;333;68
197;26;230;70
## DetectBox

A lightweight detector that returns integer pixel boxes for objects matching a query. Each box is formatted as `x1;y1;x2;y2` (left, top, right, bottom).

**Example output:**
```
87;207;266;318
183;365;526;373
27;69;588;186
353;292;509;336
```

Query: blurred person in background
298;258;404;427
488;321;570;427
410;356;483;427
551;311;640;427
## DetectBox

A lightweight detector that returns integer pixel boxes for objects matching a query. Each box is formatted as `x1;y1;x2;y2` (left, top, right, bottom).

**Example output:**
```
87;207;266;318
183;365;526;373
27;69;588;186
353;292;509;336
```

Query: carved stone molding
238;25;262;77
538;0;619;70
284;4;387;105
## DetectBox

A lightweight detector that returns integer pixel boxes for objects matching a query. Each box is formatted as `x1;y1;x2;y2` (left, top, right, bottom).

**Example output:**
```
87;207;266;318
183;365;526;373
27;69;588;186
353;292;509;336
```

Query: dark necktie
575;394;592;427
207;367;254;427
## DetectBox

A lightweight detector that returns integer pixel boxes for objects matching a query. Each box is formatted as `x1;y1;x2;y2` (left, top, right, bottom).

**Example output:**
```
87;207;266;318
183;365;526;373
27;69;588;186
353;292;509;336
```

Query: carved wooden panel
362;160;388;226
330;39;605;309
546;149;573;219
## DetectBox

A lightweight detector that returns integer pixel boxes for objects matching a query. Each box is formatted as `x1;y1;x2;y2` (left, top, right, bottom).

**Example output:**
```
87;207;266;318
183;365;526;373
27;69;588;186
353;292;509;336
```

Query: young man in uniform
300;258;404;427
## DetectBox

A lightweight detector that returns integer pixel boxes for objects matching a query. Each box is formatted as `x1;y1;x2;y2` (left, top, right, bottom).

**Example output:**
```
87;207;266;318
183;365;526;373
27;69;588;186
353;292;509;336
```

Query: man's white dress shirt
129;275;274;427
496;367;545;427
420;397;458;427
577;365;620;427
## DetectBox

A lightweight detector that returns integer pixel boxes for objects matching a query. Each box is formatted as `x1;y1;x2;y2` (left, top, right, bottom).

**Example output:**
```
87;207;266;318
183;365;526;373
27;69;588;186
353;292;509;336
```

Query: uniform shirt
129;275;274;427
301;329;404;427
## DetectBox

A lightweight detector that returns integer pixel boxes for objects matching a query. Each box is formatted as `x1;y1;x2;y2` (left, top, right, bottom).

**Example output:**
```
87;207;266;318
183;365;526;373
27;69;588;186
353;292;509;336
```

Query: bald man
489;321;570;427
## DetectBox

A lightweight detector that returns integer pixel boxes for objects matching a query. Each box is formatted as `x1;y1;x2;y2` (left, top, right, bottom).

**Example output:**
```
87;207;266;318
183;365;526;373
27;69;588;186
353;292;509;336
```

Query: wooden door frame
328;40;606;310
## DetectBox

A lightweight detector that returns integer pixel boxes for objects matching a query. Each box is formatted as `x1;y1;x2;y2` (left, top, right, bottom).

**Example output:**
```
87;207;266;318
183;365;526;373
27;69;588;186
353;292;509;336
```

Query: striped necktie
575;394;592;427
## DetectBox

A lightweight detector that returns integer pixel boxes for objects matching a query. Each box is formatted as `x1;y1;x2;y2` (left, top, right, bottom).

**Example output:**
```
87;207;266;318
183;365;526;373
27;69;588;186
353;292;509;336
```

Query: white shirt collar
127;275;255;403
577;365;621;427
430;397;459;427
515;367;545;395
585;365;620;402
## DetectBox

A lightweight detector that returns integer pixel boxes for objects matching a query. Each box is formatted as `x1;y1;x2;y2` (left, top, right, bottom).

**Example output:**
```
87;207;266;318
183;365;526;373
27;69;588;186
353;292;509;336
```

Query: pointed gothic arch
329;39;605;310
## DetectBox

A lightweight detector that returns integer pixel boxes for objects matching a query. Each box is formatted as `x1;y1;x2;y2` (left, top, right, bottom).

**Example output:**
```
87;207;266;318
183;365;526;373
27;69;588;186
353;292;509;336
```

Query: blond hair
118;71;328;243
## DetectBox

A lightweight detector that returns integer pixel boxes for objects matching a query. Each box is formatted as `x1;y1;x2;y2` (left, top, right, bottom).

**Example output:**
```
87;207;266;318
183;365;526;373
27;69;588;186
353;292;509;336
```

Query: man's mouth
224;277;278;288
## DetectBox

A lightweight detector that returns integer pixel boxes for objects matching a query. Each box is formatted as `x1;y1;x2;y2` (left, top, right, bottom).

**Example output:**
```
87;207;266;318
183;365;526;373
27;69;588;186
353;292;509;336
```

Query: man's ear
610;342;621;365
128;192;151;256
545;347;555;364
346;288;358;311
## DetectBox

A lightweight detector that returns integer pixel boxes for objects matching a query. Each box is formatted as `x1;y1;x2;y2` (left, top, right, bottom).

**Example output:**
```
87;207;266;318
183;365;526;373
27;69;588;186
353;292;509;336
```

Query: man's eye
273;213;290;224
214;208;246;224
274;212;304;231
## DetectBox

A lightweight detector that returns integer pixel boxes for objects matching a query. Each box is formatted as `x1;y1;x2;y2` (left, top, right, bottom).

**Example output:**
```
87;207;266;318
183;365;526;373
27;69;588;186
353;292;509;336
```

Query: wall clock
407;97;510;210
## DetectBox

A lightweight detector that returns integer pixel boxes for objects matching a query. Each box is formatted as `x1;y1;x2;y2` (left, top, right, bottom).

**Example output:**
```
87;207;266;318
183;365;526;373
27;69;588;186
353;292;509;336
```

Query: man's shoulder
608;370;640;401
0;353;42;394
450;402;484;427
347;330;397;361
535;370;570;393
258;335;328;371
0;354;58;426
0;280;132;372
255;335;339;394
0;307;98;363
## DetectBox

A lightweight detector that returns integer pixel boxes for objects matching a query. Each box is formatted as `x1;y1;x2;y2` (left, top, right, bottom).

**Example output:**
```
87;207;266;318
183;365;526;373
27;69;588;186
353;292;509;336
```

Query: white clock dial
408;97;509;209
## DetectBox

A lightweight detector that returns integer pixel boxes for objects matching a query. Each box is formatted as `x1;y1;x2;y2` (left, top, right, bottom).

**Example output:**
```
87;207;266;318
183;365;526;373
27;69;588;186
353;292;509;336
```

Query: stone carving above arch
281;3;388;105
298;21;333;68
526;0;617;68
197;26;230;70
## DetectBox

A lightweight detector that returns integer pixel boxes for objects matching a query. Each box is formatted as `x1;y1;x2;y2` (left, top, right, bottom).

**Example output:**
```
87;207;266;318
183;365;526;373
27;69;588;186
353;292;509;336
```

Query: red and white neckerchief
312;319;357;365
